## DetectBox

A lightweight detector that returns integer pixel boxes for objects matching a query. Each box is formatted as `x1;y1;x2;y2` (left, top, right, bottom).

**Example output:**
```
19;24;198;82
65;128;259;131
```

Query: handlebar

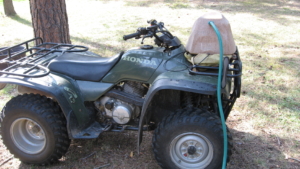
123;20;180;48
123;26;152;40
123;32;141;40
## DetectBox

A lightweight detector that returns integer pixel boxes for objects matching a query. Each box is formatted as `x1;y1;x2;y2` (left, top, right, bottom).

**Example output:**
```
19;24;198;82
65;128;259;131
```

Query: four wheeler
0;13;242;169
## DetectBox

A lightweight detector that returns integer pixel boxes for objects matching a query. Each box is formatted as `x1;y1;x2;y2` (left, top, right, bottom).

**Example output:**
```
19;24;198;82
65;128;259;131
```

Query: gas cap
141;45;153;50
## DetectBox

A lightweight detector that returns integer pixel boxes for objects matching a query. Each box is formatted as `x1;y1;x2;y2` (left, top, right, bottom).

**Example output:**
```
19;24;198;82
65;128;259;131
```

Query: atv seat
48;52;123;81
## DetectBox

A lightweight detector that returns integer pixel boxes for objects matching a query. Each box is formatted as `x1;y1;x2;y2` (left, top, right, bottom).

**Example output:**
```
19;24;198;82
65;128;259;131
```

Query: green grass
0;0;300;168
168;2;190;9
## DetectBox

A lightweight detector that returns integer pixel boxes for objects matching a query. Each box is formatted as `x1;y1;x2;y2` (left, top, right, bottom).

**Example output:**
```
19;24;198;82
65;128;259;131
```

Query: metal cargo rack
0;37;89;77
188;49;243;118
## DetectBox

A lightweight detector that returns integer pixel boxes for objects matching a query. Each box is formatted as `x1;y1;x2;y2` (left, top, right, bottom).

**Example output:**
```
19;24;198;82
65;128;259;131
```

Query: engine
96;96;135;124
94;81;147;125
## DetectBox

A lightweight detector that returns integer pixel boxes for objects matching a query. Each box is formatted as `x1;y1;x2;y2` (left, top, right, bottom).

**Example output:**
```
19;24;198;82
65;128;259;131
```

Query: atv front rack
188;49;242;118
0;37;88;77
189;49;242;92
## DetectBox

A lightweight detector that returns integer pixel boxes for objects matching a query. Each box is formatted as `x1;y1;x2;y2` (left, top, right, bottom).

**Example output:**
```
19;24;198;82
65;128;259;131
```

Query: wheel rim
10;118;46;154
170;132;213;169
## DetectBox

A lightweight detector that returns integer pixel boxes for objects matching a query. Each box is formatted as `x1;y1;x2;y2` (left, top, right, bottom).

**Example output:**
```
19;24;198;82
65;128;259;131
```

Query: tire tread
152;107;233;169
0;94;70;166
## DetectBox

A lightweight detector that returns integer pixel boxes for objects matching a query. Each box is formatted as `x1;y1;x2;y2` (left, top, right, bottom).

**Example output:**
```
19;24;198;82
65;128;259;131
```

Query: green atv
0;18;242;169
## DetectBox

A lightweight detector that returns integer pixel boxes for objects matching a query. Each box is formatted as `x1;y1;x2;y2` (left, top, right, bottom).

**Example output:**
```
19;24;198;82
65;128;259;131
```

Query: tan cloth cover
186;12;236;55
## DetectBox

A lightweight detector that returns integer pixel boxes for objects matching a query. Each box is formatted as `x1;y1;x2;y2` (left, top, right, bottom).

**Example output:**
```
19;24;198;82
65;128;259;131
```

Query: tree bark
29;0;71;43
3;0;16;16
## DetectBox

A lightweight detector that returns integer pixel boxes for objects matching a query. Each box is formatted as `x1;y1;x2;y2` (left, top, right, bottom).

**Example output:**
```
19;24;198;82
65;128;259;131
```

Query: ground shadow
9;15;32;27
122;0;300;25
71;36;124;55
12;128;300;169
228;128;300;169
205;0;300;26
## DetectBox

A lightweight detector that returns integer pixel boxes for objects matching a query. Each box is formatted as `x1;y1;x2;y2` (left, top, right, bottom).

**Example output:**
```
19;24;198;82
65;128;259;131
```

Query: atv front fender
138;70;228;148
0;73;96;139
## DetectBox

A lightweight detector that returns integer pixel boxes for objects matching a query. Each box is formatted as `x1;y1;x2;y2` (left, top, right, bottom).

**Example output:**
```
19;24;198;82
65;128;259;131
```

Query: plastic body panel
102;47;164;83
102;45;190;84
76;80;114;101
0;73;101;139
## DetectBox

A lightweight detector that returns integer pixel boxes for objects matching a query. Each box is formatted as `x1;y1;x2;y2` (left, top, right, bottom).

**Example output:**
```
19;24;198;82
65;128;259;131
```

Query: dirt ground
0;110;299;169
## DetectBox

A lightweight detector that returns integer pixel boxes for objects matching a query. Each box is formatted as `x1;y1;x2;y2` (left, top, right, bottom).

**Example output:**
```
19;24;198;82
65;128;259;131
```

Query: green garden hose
208;21;228;169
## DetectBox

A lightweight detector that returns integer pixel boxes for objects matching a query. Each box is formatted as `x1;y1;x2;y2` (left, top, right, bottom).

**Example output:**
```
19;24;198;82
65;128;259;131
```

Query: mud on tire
152;107;232;169
0;94;70;165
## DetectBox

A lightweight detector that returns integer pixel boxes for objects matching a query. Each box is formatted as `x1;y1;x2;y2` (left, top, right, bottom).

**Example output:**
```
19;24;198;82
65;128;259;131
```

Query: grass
0;0;300;168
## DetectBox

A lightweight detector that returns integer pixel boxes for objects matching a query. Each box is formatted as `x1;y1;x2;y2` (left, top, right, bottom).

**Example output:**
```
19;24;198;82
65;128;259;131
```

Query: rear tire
152;108;232;169
0;94;70;165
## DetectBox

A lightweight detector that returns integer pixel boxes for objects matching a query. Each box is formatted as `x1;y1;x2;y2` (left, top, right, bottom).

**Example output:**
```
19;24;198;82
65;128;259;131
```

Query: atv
0;13;242;169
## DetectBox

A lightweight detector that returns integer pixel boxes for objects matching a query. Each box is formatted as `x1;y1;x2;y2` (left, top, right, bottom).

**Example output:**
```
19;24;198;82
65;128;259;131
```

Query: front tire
152;108;232;169
0;94;70;165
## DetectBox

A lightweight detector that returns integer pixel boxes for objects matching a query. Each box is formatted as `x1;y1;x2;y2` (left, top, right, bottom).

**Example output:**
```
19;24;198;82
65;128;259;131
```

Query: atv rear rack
0;37;88;78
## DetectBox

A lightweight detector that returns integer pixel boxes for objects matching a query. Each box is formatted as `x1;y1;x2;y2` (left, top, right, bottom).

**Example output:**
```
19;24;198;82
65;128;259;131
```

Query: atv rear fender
0;73;112;139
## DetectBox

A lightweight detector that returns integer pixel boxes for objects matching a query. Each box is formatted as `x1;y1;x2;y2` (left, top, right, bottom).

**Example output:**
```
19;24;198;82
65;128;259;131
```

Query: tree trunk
3;0;17;16
29;0;71;44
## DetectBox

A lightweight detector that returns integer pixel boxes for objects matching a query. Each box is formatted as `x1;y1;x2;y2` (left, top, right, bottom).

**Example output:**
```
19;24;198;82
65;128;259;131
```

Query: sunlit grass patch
168;2;190;9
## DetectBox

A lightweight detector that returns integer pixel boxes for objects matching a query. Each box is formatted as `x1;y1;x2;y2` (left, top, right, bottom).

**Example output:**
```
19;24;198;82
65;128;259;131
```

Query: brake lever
141;37;145;44
135;35;141;39
141;33;153;44
141;36;148;44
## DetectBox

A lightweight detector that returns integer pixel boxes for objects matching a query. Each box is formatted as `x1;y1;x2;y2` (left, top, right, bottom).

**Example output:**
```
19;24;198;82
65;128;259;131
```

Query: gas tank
102;46;163;83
